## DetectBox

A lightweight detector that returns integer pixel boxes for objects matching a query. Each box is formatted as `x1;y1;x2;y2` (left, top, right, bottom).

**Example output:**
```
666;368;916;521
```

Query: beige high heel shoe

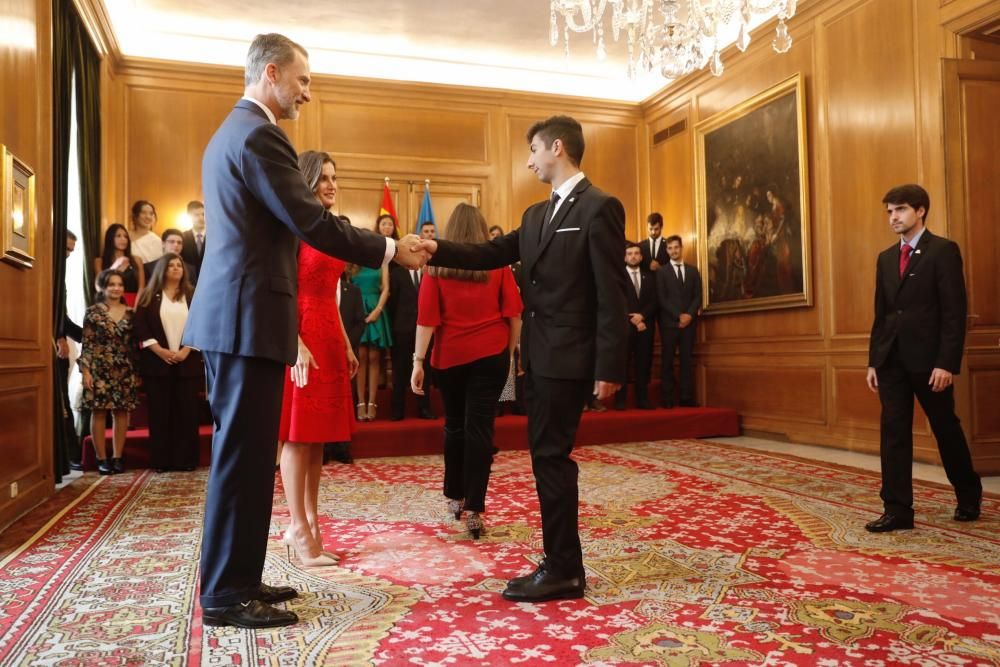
282;529;337;567
285;527;338;561
356;403;366;422
367;402;378;421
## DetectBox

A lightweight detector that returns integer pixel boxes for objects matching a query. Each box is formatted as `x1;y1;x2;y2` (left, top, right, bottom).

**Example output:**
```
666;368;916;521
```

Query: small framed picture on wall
1;144;36;269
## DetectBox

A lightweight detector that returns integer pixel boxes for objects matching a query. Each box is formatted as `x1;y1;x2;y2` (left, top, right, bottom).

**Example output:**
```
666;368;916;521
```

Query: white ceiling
101;0;783;102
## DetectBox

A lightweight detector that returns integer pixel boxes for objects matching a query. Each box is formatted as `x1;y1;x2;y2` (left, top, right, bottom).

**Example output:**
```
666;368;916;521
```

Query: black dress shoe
864;513;914;532
96;459;112;475
418;409;437;420
69;461;83;472
502;568;585;602
256;583;298;604
660;402;674;409
112;457;125;474
954;506;981;522
507;561;548;590
390;414;404;422
636;400;653;410
202;600;298;628
679;400;699;408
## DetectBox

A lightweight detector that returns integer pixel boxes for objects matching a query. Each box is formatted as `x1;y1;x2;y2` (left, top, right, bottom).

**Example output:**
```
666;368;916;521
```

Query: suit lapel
537;177;590;258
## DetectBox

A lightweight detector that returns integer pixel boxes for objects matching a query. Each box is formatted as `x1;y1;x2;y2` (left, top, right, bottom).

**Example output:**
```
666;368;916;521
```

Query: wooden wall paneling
645;103;694;249
704;364;826;424
126;87;242;233
953;74;1000;329
335;175;408;234
404;181;482;236
507;114;554;228
0;0;53;527
319;101;489;164
823;0;921;340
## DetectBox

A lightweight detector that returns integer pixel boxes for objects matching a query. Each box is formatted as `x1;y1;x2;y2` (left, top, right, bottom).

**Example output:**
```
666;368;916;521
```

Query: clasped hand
393;234;431;269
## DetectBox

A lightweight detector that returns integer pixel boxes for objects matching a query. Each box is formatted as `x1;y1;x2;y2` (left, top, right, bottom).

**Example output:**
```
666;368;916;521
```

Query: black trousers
435;350;509;512
876;348;981;518
144;368;202;470
616;325;654;406
660;322;696;405
390;331;430;418
199;351;285;608
523;372;592;579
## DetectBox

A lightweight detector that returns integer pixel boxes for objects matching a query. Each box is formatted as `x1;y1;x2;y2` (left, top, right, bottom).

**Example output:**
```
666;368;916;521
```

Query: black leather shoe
864;513;914;532
418;409;437;420
97;459;112;475
502;568;585;602
202;600;298;628
390;414;404;422
660;402;674;409
112;457;125;474
954;506;981;522
507;561;548;590
636;400;653;410
256;583;298;604
679;400;699;408
69;461;83;472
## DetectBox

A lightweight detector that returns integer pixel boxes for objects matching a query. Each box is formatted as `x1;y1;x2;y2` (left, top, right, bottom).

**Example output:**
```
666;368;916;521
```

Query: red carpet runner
3;439;998;665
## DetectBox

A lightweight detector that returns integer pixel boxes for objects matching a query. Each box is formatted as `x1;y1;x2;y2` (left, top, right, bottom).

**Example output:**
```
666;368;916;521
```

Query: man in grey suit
183;33;426;629
416;115;628;603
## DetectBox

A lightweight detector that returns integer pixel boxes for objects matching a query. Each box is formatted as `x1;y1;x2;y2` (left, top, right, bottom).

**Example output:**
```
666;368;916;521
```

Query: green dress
351;266;393;348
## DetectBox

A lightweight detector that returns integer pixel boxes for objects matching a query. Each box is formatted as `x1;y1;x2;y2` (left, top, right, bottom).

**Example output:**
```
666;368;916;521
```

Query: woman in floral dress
80;269;140;474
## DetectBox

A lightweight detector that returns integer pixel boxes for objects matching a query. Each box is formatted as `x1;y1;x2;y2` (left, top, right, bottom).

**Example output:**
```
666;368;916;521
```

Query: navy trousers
199;351;285;608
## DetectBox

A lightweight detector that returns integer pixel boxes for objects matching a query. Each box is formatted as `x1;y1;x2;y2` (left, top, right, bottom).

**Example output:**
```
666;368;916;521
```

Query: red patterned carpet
2;439;998;666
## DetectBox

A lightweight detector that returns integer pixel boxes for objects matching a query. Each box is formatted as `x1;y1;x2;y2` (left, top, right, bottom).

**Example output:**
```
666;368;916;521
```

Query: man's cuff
382;237;396;268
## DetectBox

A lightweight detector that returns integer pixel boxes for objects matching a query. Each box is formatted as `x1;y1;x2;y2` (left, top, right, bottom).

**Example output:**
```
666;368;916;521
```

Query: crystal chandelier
550;0;798;79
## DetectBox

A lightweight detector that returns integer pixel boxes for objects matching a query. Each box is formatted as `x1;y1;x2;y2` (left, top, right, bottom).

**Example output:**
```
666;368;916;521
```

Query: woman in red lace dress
278;151;359;567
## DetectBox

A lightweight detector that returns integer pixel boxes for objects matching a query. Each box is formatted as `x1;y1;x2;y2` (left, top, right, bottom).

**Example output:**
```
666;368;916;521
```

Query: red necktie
899;244;912;277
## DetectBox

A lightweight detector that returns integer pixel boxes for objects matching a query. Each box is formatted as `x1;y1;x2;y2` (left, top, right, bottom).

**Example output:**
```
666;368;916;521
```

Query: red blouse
417;266;523;370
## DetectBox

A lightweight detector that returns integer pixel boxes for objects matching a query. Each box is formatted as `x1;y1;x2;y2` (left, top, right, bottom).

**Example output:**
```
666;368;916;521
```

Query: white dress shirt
549;171;587;220
671;261;685;282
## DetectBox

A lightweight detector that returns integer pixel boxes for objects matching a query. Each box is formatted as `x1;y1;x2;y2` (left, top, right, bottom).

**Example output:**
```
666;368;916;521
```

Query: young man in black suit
181;200;206;280
183;33;426;629
388;264;435;420
616;242;657;410
865;184;981;533
417;115;628;603
640;212;669;272
655;234;701;408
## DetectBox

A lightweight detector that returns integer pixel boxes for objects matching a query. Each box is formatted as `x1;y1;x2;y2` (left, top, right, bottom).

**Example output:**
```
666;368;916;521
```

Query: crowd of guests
66;167;699;554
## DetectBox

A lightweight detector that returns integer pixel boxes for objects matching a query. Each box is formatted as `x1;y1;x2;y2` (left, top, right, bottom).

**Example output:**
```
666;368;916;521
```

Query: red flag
379;180;398;231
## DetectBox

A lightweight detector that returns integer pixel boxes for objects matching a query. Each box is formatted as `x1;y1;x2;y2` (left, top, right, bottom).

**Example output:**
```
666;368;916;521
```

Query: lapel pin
915;249;921;254
568;197;575;203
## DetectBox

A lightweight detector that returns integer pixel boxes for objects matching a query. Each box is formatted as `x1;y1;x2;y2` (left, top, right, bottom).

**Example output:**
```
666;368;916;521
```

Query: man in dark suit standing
144;228;198;285
388;264;435;420
640;212;669;272
417;115;628;603
183;33;426;629
616;242;657;410
181;200;207;281
656;234;701;408
865;184;981;533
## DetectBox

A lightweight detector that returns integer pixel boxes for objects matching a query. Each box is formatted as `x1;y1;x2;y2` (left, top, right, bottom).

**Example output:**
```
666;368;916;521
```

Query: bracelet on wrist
413;354;425;363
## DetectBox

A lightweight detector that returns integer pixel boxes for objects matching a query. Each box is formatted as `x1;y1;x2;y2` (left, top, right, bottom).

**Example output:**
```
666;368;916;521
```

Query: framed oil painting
695;73;811;314
2;144;36;269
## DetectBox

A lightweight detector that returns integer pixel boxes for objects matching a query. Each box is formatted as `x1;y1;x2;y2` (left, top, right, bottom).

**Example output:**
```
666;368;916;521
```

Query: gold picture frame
1;144;37;269
695;73;811;314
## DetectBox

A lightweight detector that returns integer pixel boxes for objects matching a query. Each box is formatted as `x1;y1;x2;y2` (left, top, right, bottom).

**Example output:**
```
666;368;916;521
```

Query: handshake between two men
392;234;435;270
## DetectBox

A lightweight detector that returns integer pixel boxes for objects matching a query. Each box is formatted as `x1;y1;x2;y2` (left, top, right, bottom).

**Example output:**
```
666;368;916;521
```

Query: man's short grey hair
245;33;308;86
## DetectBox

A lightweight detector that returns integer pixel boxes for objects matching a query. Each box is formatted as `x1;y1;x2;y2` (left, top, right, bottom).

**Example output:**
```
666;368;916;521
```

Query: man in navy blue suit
183;33;427;629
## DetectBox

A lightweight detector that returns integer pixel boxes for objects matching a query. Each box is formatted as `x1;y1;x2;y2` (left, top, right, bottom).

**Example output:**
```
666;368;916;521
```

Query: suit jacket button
897;309;903;314
530;311;535;318
531;279;537;285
